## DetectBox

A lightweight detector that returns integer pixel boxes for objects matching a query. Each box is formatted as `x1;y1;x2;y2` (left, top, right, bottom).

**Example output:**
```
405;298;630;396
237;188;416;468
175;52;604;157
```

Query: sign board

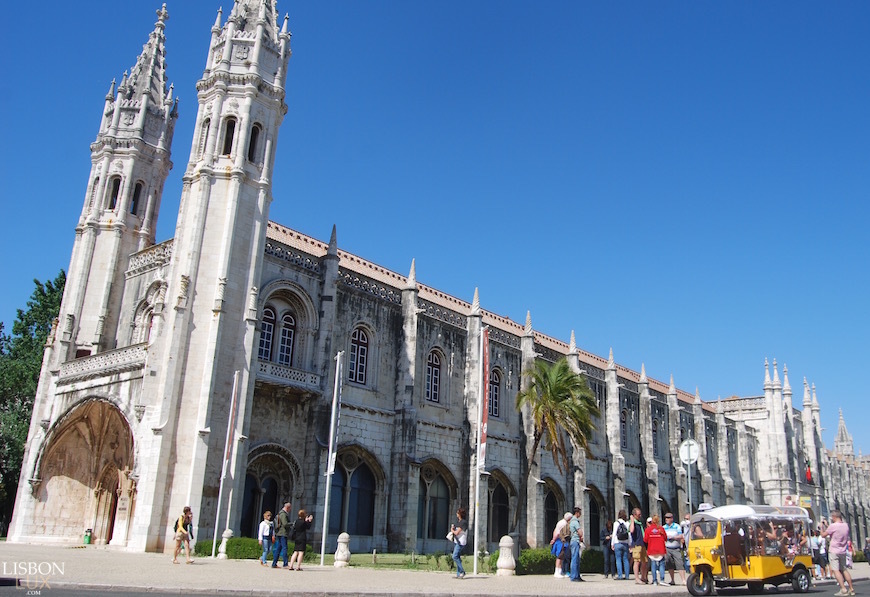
679;439;699;465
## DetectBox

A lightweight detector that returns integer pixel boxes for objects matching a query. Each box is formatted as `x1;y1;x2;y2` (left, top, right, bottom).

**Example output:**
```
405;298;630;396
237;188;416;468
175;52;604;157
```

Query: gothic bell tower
58;5;177;358
130;1;292;550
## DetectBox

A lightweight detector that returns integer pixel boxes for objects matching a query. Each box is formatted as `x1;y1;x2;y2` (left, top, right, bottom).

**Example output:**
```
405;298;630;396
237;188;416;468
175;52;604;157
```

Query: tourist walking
258;511;274;566
601;519;616;578
821;509;855;596
172;506;194;564
611;509;631;580
450;508;468;579
271;502;292;568
644;515;667;585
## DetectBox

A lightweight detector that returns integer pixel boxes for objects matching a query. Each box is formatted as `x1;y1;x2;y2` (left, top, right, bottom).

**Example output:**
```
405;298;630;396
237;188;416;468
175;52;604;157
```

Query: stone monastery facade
10;1;869;554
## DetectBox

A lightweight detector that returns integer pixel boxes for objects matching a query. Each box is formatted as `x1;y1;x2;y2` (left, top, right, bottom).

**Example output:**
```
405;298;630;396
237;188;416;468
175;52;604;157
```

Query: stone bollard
217;528;233;560
334;532;351;567
496;535;516;576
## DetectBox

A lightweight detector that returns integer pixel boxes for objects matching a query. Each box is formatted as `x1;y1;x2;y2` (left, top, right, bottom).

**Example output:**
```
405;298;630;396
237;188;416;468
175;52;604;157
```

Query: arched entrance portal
240;443;302;537
34;399;133;544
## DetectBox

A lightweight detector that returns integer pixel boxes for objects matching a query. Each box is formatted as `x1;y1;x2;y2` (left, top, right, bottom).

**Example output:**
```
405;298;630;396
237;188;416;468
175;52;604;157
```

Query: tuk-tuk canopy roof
691;504;810;524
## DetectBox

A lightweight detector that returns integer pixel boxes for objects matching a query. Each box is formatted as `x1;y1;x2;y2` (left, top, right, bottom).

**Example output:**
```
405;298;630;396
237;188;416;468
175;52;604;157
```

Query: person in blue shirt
569;506;585;582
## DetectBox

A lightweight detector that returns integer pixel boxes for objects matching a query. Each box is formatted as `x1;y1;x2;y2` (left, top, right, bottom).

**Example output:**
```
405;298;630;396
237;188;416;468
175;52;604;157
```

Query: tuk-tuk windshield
692;520;718;540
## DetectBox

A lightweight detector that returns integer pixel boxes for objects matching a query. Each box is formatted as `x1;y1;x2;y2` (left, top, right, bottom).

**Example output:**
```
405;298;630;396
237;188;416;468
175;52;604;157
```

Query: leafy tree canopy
0;271;65;530
515;357;600;474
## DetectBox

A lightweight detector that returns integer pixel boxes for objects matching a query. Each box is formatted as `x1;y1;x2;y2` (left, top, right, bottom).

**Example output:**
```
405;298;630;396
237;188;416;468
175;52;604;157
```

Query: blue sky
1;1;867;457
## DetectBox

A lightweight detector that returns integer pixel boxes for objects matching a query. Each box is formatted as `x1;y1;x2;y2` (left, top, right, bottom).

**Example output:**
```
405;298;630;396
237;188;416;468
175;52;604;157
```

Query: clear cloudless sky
1;2;867;456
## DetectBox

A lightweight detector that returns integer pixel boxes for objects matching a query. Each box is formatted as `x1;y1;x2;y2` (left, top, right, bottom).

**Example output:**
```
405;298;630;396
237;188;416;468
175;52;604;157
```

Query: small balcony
57;343;148;384
255;359;321;395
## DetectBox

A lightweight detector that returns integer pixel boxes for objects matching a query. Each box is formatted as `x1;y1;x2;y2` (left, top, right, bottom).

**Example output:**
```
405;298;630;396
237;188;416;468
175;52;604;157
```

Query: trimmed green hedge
193;537;316;561
487;546;604;575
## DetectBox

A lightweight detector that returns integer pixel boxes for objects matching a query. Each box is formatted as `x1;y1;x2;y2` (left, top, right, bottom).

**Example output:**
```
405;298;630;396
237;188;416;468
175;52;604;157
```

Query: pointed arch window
489;482;510;542
258;307;275;361
328;459;375;536
248;123;262;162
89;177;100;211
108;177;122;211
277;313;296;366
425;351;441;403
348;327;368;384
221;117;237;156
488;369;501;418
130;182;144;216
417;469;450;540
199;118;211;157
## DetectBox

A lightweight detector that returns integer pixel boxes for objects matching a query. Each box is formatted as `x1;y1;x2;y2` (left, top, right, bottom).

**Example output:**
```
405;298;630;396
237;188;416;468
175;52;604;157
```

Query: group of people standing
600;507;691;585
257;502;313;570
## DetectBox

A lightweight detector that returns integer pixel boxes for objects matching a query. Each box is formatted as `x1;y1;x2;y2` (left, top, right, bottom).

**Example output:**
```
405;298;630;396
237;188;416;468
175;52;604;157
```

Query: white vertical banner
212;370;240;558
320;351;344;566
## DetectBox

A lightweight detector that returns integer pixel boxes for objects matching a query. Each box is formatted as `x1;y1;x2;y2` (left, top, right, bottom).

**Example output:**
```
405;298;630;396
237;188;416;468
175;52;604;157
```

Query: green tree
0;271;65;534
512;357;599;539
515;358;600;474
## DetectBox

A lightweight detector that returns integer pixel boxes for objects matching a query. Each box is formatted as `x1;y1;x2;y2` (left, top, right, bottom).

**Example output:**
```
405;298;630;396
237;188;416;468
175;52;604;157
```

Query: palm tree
515;358;600;474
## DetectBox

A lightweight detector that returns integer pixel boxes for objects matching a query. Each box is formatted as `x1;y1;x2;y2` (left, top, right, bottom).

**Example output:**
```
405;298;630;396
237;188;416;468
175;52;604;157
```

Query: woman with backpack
611;509;631;580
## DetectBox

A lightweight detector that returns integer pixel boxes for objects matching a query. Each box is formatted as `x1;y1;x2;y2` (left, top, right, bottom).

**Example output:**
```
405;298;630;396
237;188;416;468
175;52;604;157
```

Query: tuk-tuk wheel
687;572;713;596
747;582;765;594
791;568;811;593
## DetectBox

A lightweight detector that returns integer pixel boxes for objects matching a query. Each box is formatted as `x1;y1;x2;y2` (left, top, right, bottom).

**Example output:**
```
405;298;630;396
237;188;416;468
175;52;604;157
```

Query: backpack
616;521;629;541
274;511;284;534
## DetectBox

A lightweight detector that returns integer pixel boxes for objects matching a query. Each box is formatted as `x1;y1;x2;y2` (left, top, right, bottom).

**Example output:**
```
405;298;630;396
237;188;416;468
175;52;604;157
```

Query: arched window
329;460;376;536
544;489;558;540
199;118;210;157
348;328;368;384
489;482;510;542
248;123;261;162
328;467;347;535
258;307;275;360
417;471;450;539
488;369;501;417
221;117;236;156
130;182;144;216
277;313;296;366
652;419;659;457
425;351;441;403
89;177;100;211
621;409;628;449
108;177;121;210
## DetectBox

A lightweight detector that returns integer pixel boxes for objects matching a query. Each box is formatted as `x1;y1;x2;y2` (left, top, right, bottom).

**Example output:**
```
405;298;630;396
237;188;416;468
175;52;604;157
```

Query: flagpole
212;370;240;558
473;327;487;575
320;351;344;566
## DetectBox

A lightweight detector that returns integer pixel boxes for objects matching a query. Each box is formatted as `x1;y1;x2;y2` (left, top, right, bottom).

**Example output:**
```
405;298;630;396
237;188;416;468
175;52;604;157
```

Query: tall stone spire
639;363;647;384
57;3;178;359
471;287;480;314
764;358;772;390
772;359;781;389
524;311;533;336
802;377;811;408
568;330;577;353
834;409;854;457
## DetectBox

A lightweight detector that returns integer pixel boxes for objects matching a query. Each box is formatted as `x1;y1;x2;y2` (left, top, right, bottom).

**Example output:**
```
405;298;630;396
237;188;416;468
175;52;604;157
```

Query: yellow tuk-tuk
686;504;813;596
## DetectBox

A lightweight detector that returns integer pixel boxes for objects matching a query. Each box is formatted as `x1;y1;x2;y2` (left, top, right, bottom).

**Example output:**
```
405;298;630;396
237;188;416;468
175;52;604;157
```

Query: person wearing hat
569;506;585;582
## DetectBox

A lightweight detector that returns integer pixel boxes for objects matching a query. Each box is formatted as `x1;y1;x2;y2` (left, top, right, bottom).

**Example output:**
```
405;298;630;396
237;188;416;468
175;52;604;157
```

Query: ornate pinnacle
406;259;416;289
524;311;532;335
471;287;480;313
669;374;676;395
639;363;647;384
607;348;615;369
569;330;576;353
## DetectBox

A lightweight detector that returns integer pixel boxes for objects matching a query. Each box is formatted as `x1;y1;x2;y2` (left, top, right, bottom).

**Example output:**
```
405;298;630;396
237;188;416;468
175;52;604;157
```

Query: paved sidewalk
1;542;867;596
